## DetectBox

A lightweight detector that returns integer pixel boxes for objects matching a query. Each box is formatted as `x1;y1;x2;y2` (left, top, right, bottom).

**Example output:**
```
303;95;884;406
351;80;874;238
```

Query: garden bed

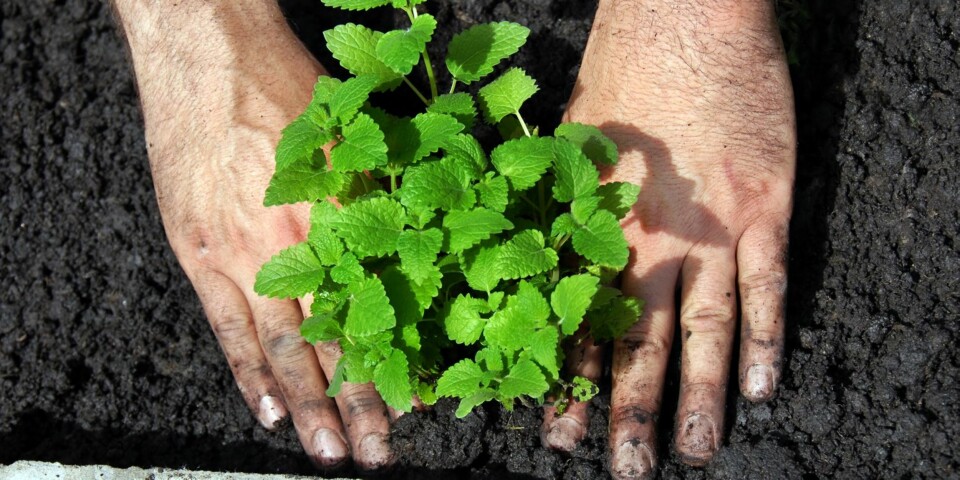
1;0;958;478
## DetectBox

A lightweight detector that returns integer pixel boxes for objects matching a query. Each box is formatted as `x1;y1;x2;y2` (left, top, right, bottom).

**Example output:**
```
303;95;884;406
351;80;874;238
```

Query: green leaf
554;122;619;165
590;286;622;310
400;159;475;212
311;200;339;227
275;114;333;172
393;112;464;166
436;358;486;398
396;228;444;284
265;154;345;206
326;360;347;397
321;0;391;10
527;325;559;378
478;67;538;124
511;281;551;327
590;296;643;342
429;93;478;130
475;347;504;373
455;388;496;418
498;230;558;280
328;75;380;126
551;274;601;335
572;376;599;402
476;173;509;212
597;182;641;219
344;277;396;336
443;208;514;253
308;227;344;265
490;136;554;191
571;195;600;224
498;359;548;399
330;197;406;258
331;112;388;172
330;252;365;284
460;240;502;292
376;14;437;75
416;381;438;406
324;24;402;89
313;76;343;105
374;349;413;411
551;213;578;238
441;134;487;179
301;312;344;344
484;303;537;352
254;242;325;298
445;22;530;84
335;171;383;206
552;139;600;202
409;267;442;310
571;210;629;268
444;294;490;345
380;265;424;330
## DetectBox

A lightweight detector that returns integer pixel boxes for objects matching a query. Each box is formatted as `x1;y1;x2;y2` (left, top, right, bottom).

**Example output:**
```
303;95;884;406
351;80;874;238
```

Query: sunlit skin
112;0;793;477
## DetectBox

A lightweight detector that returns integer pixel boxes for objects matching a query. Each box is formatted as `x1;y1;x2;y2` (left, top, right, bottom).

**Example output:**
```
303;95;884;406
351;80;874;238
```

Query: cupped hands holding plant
113;0;794;478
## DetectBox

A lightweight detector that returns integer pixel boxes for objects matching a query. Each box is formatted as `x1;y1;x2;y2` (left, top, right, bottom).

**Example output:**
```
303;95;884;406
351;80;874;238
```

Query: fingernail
312;428;349;468
745;364;774;400
543;417;585;452
677;413;718;465
356;433;396;471
611;440;654;479
257;395;287;429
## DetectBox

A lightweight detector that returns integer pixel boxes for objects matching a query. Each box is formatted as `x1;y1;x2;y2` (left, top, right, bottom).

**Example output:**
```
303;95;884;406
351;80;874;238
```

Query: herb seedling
255;0;643;417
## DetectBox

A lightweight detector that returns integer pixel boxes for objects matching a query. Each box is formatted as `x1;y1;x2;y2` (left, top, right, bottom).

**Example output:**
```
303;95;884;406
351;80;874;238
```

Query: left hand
539;1;796;477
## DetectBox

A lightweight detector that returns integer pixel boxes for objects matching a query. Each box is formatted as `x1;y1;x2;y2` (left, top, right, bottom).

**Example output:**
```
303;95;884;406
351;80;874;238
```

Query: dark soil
1;0;958;478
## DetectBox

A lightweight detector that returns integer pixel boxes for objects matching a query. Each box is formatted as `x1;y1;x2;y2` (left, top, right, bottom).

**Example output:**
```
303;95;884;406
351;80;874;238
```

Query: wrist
113;1;323;153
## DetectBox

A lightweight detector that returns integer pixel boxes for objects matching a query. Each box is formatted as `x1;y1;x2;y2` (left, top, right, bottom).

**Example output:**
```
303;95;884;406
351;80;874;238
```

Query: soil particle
2;0;958;478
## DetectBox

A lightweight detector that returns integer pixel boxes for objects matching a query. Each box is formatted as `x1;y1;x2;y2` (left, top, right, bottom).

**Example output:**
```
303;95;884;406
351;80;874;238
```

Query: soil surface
1;0;958;478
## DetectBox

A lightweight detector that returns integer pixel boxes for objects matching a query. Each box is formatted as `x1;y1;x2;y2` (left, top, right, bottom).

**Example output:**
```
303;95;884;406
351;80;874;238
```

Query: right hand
113;0;396;471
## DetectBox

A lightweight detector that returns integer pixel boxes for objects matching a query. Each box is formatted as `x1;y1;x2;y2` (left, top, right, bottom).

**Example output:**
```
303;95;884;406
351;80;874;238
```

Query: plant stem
422;49;439;100
537;180;547;228
390;172;397;193
404;77;430;106
516;112;532;137
449;79;458;94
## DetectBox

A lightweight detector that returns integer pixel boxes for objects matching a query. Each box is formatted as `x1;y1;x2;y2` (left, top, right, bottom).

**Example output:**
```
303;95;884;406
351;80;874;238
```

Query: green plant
255;0;643;418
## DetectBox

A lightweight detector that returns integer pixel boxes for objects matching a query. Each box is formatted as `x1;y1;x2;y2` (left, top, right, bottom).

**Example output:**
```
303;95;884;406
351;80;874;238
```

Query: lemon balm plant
255;0;643;418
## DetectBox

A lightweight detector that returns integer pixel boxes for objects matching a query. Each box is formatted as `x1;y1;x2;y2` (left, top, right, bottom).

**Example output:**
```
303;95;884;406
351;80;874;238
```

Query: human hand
540;1;795;477
112;0;396;471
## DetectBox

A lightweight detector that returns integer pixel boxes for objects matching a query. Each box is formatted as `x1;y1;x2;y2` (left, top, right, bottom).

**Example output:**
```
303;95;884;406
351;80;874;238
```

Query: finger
674;247;737;466
193;270;287;430
248;294;350;469
608;257;680;480
737;221;788;402
314;340;397;472
541;328;604;452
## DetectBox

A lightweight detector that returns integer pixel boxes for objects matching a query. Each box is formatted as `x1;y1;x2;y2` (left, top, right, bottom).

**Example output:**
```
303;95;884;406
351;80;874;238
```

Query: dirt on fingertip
2;0;958;479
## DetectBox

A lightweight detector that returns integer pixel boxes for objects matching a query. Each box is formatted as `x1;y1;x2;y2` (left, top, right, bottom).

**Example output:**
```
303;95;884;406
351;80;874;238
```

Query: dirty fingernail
257;395;287;429
543;417;585;452
745;364;774;401
312;428;349;468
677;413;718;466
356;433;396;471
611;440;654;479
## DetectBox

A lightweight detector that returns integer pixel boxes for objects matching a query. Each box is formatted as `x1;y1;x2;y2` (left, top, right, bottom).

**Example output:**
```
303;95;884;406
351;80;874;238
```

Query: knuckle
610;405;658;427
340;386;385;418
681;304;735;331
620;329;671;359
740;270;788;299
212;313;253;343
261;324;307;361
